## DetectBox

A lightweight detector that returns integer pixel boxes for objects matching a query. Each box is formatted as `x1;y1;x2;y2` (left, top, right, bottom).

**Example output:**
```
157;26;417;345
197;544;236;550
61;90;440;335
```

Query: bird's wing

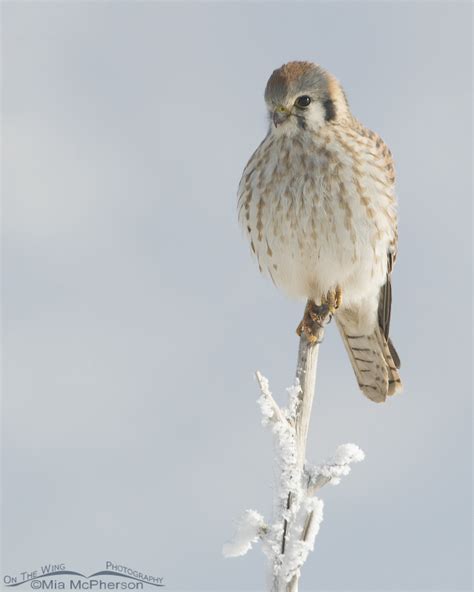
351;120;401;370
378;251;394;340
377;251;400;369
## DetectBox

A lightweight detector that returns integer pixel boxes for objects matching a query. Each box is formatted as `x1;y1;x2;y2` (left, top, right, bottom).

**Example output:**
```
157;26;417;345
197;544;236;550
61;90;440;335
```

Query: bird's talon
335;286;343;309
325;287;342;315
309;305;329;323
296;321;304;337
296;299;331;343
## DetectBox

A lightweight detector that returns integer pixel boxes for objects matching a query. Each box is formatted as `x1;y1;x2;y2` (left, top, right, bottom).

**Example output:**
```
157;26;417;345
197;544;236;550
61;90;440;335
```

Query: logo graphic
2;562;164;589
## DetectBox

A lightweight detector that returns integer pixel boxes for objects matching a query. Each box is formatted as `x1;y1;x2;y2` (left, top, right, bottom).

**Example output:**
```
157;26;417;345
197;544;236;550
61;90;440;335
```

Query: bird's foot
324;285;342;315
296;300;327;344
296;288;342;343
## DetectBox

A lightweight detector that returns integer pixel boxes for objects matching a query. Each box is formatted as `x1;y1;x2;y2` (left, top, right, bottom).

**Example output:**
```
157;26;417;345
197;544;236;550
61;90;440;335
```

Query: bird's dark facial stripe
296;115;307;130
292;111;308;130
323;99;336;121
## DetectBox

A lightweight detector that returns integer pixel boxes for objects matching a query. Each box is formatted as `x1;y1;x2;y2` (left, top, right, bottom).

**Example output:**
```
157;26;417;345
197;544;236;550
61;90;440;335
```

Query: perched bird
237;61;402;403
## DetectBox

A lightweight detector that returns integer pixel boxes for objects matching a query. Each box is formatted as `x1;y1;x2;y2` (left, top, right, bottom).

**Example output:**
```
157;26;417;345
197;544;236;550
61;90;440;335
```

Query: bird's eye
295;95;311;108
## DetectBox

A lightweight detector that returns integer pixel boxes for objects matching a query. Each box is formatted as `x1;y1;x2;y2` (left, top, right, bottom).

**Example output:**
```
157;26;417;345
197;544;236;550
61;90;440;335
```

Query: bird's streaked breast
237;124;397;304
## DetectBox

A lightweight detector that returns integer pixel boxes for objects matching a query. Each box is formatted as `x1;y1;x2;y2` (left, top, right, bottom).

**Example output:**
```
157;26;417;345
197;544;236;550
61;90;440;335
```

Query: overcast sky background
2;2;472;591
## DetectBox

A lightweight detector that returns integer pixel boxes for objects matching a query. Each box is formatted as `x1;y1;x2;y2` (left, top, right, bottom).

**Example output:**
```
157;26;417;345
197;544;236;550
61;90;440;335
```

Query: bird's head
264;61;350;133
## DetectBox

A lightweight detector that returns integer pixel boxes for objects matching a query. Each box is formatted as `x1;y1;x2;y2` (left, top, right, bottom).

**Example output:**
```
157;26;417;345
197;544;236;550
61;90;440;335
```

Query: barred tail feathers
336;317;402;403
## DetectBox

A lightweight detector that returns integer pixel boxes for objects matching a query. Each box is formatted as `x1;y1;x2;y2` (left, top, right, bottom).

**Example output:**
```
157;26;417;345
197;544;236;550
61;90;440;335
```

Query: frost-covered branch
223;510;267;558
224;321;365;591
256;371;292;427
305;443;365;494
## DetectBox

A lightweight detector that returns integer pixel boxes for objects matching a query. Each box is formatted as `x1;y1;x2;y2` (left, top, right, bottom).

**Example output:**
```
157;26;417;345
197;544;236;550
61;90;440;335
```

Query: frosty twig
224;324;365;591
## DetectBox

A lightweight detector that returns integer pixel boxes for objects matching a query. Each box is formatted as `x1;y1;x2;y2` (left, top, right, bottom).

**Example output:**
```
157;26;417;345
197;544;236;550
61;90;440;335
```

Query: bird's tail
335;318;402;403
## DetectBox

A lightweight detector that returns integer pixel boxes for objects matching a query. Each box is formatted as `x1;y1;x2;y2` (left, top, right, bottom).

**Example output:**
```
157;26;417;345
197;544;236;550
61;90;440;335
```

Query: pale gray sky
2;2;472;591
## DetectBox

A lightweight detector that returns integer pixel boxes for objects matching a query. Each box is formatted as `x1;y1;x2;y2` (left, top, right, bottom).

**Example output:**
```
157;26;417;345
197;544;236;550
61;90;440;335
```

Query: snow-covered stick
223;312;365;592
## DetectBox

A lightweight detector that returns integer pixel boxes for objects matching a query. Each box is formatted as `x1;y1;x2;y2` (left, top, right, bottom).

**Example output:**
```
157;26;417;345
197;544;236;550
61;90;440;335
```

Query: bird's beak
273;105;291;127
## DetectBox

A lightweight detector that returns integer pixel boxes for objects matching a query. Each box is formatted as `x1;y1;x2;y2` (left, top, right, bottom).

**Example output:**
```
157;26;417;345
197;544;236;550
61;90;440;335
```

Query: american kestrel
238;61;402;403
